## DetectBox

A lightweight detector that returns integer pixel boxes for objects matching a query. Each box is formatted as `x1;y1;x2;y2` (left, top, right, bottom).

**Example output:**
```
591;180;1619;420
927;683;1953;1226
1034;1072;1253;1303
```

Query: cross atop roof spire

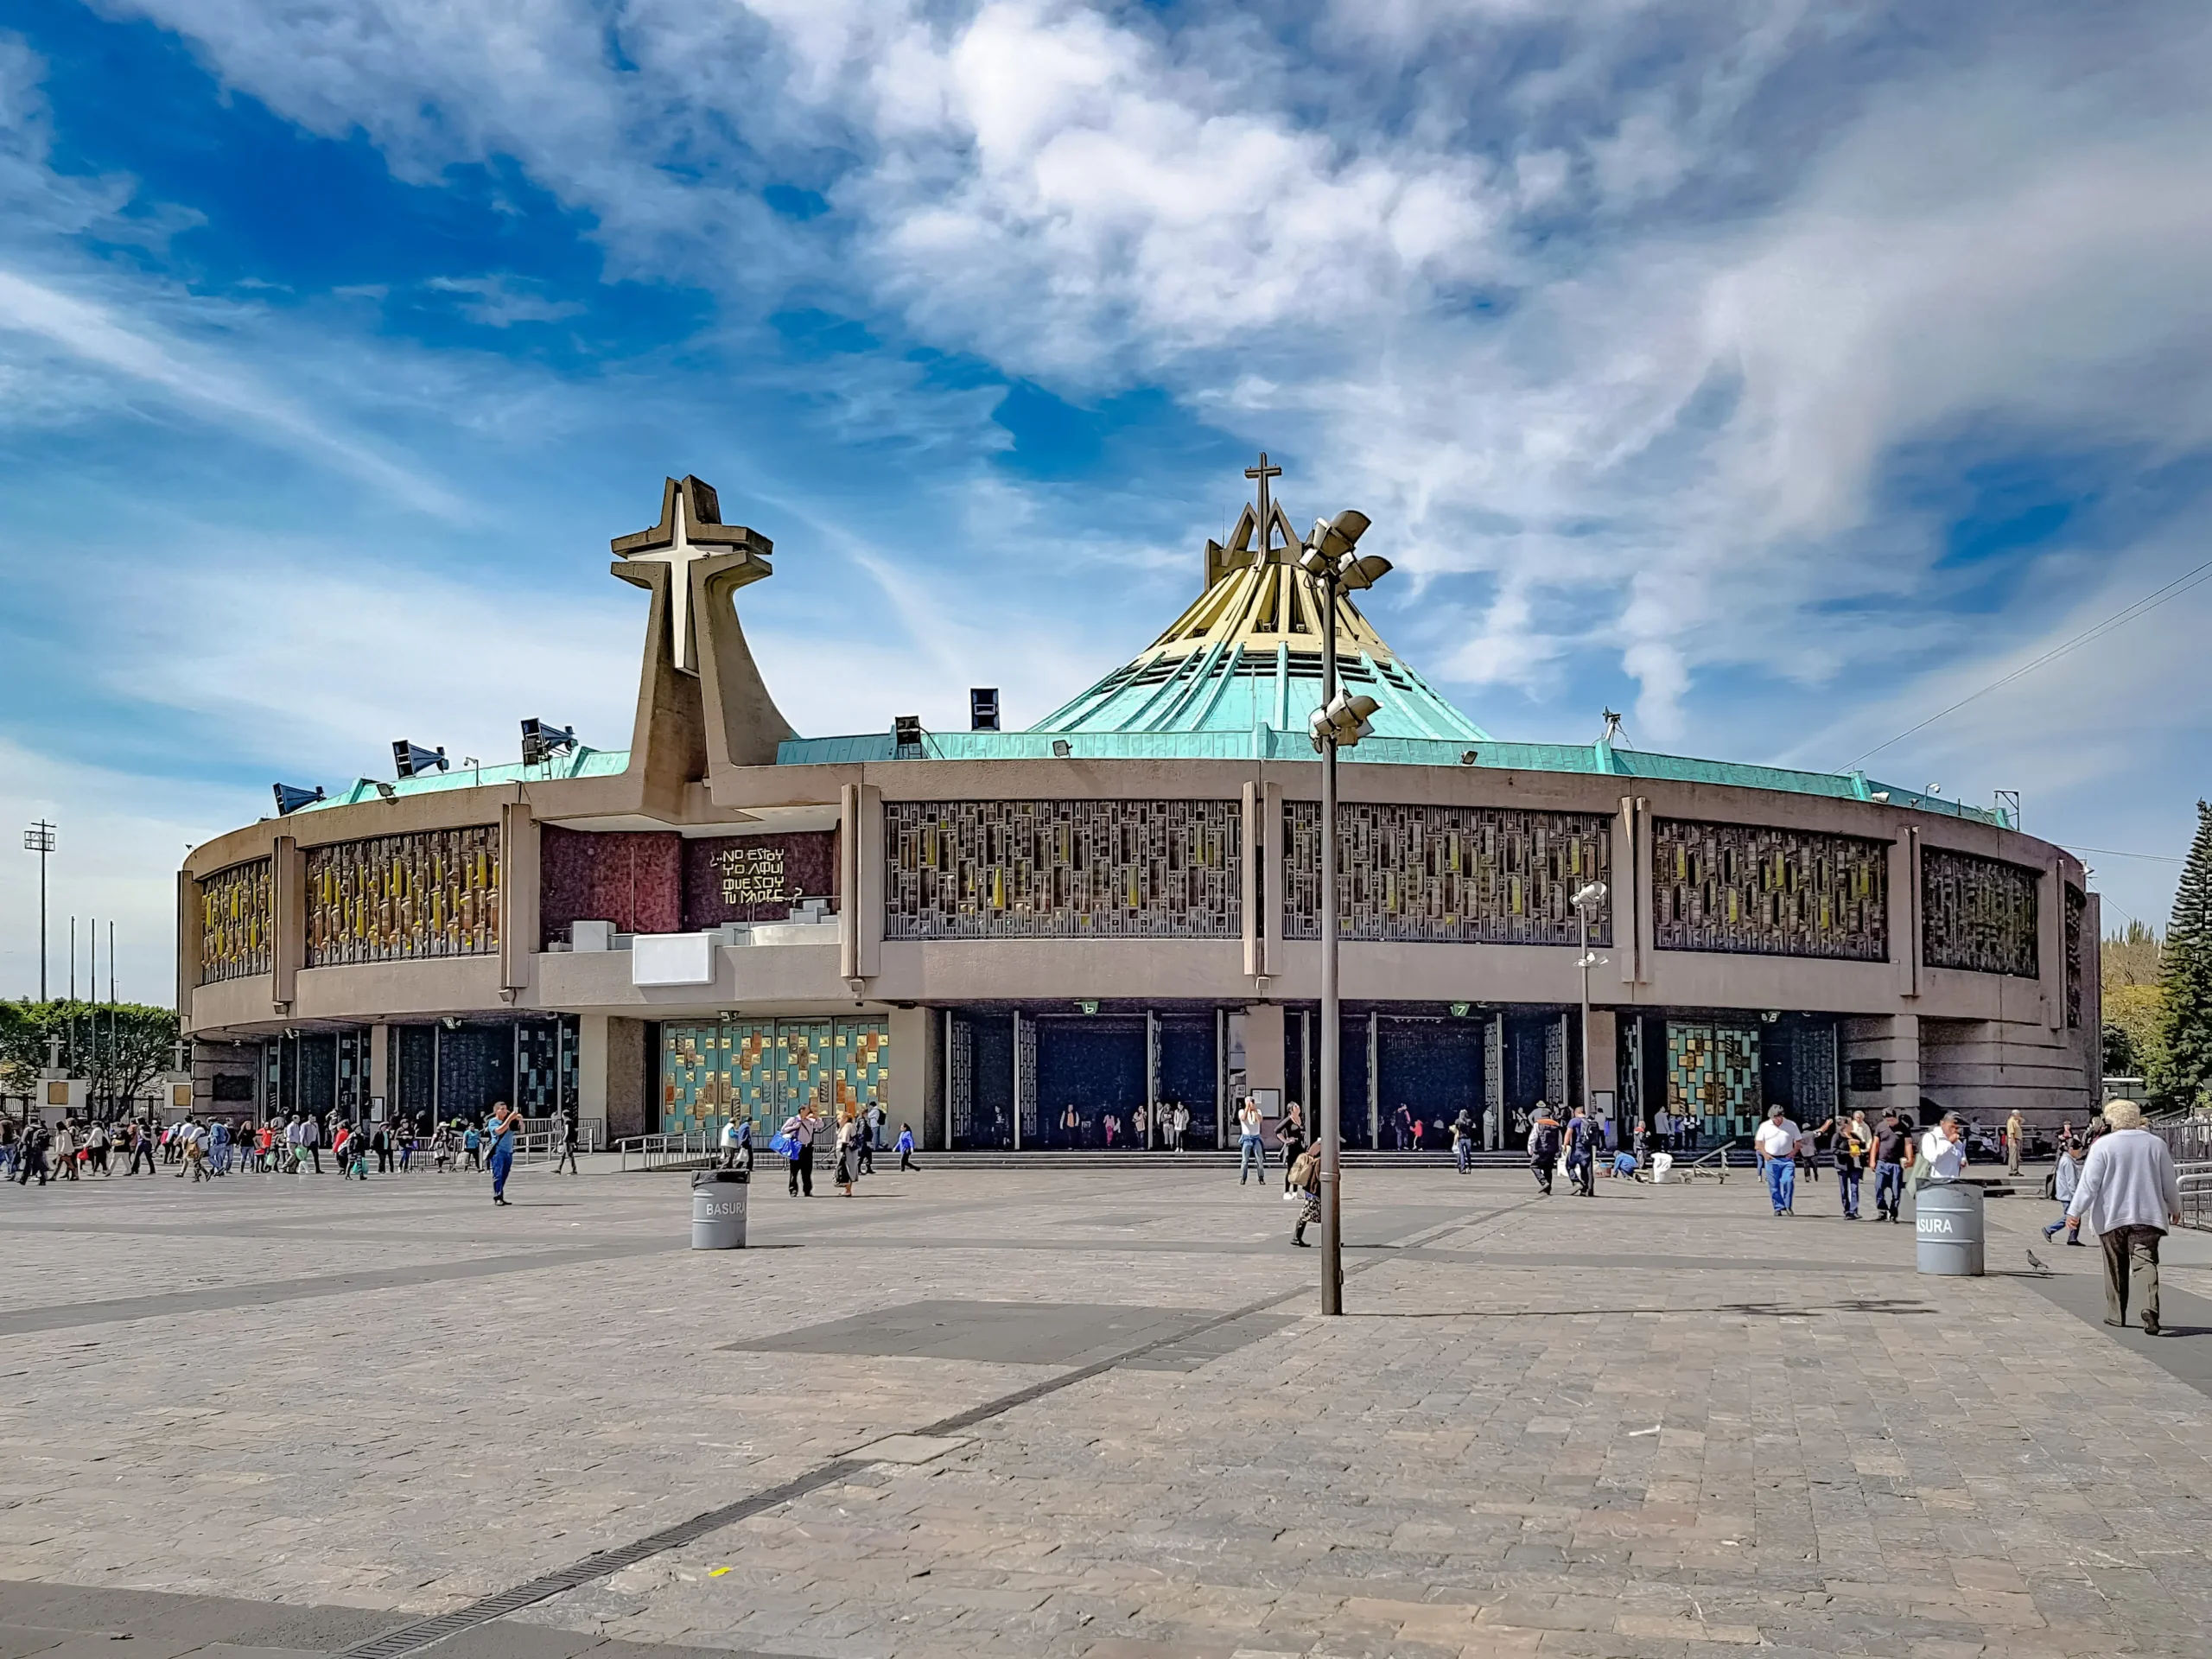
611;475;772;675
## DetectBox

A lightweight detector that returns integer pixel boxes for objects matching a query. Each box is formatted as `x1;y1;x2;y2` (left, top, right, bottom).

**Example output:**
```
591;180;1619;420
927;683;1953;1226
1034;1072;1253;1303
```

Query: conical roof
1028;490;1488;742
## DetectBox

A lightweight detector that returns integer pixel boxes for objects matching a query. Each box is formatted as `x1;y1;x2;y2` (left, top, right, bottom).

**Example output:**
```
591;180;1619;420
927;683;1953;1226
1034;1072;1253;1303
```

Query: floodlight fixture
892;715;924;757
1459;749;1479;766
372;779;397;803
1051;740;1071;759
1309;690;1379;753
1338;553;1393;591
272;784;325;817
392;740;448;779
1925;782;1943;796
1869;791;1890;804
1572;880;1608;912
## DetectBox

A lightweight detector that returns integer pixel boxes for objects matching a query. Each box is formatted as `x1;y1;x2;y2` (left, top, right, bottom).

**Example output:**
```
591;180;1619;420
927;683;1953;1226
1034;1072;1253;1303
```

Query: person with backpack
719;1115;750;1171
1562;1105;1600;1197
1526;1102;1562;1195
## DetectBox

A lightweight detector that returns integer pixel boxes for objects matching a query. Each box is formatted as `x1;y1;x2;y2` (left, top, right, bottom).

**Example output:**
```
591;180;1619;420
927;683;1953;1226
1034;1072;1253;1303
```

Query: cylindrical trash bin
691;1167;748;1249
1650;1152;1674;1184
1914;1180;1984;1276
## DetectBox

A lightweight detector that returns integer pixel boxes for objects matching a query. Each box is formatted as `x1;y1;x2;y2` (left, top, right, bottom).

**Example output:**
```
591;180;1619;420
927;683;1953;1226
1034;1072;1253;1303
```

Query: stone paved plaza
4;1156;2212;1659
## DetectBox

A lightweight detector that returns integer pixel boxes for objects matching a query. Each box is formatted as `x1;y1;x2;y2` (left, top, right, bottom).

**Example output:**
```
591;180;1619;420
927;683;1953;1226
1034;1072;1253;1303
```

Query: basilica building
179;470;2098;1150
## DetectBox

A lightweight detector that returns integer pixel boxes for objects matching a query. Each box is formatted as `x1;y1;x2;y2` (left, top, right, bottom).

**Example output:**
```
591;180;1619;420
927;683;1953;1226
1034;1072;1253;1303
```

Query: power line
2061;844;2185;864
1841;550;2212;772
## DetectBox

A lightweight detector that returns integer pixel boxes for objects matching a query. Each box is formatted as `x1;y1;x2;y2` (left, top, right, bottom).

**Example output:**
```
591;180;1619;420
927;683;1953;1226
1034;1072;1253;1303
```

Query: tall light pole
1300;509;1391;1316
1573;881;1608;1125
22;821;54;1001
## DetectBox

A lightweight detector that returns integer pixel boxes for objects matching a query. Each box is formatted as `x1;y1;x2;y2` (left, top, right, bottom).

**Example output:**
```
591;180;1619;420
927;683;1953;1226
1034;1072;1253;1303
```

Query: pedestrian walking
835;1107;862;1197
2064;1100;2183;1334
1236;1096;1266;1185
1279;1103;1308;1193
1563;1104;1599;1198
2043;1143;2084;1245
860;1100;882;1174
1171;1102;1190;1152
2005;1109;2025;1175
302;1114;324;1173
1527;1101;1561;1196
1451;1108;1475;1174
0;1117;16;1181
1829;1111;1871;1219
779;1105;818;1197
896;1122;916;1170
1870;1110;1910;1221
1755;1105;1800;1216
51;1119;78;1180
85;1121;110;1176
555;1114;582;1174
1288;1144;1322;1247
462;1121;482;1171
13;1118;51;1185
486;1100;521;1205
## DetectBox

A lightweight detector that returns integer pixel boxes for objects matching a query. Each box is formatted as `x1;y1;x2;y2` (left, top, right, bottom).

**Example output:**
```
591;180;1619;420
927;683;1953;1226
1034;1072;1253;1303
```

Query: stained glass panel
1652;817;1887;961
1284;802;1611;944
305;827;500;965
200;858;273;984
886;799;1241;939
1922;848;2039;978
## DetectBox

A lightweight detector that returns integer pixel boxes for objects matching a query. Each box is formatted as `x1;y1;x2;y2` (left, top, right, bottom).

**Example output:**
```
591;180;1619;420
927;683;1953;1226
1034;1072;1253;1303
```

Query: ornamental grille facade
1283;802;1611;945
1651;818;1888;961
199;858;273;984
1922;848;2040;978
305;826;501;966
885;799;1242;939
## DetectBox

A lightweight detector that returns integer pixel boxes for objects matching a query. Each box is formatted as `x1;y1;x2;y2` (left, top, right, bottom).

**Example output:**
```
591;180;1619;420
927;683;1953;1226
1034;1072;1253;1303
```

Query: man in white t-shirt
1919;1114;1967;1183
1754;1105;1801;1216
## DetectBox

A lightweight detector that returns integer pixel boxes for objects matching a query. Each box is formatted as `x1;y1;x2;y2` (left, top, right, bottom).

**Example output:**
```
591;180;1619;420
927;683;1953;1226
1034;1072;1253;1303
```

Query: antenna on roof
1599;709;1631;748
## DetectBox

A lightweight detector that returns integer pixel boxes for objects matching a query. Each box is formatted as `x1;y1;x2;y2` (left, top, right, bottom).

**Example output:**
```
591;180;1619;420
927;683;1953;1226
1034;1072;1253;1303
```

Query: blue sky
2;0;2208;1000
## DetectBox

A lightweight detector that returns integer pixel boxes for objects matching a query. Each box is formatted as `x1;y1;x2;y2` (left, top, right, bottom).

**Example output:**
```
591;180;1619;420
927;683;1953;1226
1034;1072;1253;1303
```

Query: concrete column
857;785;884;979
887;1005;935;1148
2037;862;2064;1031
1244;1002;1285;1104
1262;780;1285;980
1242;779;1262;978
1584;1007;1618;1124
838;784;861;983
577;1014;608;1125
369;1023;391;1109
1843;1013;1921;1123
1891;829;1922;1000
271;836;304;1013
602;1017;652;1141
175;871;201;1031
500;801;537;995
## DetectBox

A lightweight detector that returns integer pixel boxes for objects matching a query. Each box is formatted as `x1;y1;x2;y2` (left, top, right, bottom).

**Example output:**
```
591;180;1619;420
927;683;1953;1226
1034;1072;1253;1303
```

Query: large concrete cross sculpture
611;475;772;674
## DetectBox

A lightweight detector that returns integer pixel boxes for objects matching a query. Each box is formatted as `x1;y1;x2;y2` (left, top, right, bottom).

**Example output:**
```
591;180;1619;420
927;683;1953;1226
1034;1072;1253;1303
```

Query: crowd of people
3;1099;571;1203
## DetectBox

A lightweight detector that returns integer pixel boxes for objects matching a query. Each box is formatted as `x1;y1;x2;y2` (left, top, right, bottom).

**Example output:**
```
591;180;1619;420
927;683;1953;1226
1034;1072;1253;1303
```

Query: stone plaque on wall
683;831;838;927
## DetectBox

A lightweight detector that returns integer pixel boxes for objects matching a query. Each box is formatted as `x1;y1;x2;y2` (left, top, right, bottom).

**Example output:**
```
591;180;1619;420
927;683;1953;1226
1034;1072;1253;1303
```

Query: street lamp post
1300;511;1392;1316
22;820;55;1001
1573;881;1608;1126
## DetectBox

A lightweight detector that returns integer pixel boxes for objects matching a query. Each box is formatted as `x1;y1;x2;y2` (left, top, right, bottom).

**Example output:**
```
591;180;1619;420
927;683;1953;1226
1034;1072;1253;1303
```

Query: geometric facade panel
200;857;273;984
659;1016;888;1138
1652;817;1887;961
2064;883;2086;1028
305;826;500;966
885;800;1242;940
1284;802;1611;945
1922;847;2039;978
1667;1020;1761;1140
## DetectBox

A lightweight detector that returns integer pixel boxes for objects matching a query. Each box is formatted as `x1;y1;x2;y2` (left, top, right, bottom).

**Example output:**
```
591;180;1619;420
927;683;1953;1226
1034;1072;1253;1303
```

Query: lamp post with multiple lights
1298;510;1392;1317
22;820;55;1001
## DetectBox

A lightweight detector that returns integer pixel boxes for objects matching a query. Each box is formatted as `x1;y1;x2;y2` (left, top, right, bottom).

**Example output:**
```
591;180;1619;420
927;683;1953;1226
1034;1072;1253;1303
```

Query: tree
0;1000;180;1115
2152;801;2212;1113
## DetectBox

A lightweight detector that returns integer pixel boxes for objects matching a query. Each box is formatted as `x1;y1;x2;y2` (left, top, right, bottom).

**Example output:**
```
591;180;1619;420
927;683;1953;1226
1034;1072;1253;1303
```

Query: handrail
618;1130;718;1172
2178;1160;2212;1231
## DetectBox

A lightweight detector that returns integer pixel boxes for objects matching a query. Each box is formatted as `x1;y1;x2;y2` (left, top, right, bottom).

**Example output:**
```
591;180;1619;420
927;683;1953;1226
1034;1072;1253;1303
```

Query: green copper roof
1029;644;1488;741
295;745;630;810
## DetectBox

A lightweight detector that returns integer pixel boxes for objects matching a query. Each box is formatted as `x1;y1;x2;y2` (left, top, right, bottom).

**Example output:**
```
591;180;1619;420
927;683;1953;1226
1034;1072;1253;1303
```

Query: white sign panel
632;931;717;987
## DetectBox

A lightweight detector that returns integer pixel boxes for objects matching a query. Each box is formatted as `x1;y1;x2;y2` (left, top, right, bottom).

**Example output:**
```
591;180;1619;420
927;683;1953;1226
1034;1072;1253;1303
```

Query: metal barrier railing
617;1130;718;1172
2178;1162;2212;1231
